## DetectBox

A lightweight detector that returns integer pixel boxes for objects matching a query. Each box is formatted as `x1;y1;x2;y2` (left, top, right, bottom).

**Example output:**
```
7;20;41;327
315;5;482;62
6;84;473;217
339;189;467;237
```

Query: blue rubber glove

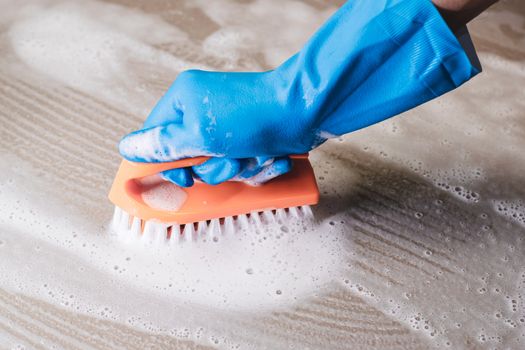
119;0;480;187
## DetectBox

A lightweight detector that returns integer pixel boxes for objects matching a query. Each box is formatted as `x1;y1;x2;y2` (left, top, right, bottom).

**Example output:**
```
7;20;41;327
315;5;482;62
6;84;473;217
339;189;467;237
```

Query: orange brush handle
121;156;210;179
122;154;308;180
109;153;318;224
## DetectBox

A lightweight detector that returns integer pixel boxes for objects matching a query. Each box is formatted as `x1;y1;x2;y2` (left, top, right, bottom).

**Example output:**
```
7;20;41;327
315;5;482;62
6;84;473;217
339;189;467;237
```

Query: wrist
432;0;499;31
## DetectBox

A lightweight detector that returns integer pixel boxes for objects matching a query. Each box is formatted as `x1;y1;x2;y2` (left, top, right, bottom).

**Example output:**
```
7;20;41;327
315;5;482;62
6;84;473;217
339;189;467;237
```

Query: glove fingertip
161;168;194;187
244;157;292;186
119;128;164;162
118;132;142;162
272;157;293;173
193;158;241;185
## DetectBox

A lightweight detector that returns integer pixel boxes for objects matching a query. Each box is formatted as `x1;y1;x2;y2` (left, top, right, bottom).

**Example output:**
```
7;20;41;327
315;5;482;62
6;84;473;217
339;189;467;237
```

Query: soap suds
494;199;525;228
191;0;335;68
7;0;209;116
0;159;346;312
139;176;188;211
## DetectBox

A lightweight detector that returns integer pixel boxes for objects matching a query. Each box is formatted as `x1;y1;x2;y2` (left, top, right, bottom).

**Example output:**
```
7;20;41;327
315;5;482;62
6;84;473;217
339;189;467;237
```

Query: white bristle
142;221;168;245
197;221;208;235
111;206;122;231
262;210;276;224
238;214;249;227
120;210;130;230
288;206;299;218
275;208;287;222
300;205;314;219
130;217;142;237
169;225;181;244
182;224;195;242
208;219;221;238
250;212;262;227
110;205;315;245
112;206;132;239
142;221;155;239
224;216;235;235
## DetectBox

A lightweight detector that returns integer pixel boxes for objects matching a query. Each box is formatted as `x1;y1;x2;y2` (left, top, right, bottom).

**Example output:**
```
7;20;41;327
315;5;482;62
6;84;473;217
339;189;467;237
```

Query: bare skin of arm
433;0;499;31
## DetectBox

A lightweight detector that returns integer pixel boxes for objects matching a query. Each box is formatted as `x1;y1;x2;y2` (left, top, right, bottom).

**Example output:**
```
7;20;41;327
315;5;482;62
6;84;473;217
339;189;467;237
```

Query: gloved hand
119;0;479;187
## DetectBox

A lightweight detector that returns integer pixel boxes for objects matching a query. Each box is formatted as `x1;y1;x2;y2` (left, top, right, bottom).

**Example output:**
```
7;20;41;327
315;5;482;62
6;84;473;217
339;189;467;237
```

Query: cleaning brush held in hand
108;154;319;243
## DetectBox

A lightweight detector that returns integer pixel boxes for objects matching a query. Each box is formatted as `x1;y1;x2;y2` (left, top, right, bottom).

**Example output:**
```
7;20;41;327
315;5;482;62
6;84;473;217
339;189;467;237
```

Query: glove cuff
277;0;482;138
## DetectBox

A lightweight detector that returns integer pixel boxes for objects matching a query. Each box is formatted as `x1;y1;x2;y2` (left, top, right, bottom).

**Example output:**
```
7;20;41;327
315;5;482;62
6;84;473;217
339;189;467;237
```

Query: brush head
111;205;314;244
108;155;319;229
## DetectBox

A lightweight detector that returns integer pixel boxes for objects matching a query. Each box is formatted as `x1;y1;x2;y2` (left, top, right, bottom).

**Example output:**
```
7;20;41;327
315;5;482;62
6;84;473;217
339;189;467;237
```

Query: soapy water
0;164;345;313
4;153;525;348
0;158;353;348
6;0;210;117
1;0;525;348
190;0;335;68
494;199;525;228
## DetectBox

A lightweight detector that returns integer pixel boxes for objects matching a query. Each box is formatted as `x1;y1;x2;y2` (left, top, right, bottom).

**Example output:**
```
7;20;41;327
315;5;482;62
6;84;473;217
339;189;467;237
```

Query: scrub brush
108;155;319;243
